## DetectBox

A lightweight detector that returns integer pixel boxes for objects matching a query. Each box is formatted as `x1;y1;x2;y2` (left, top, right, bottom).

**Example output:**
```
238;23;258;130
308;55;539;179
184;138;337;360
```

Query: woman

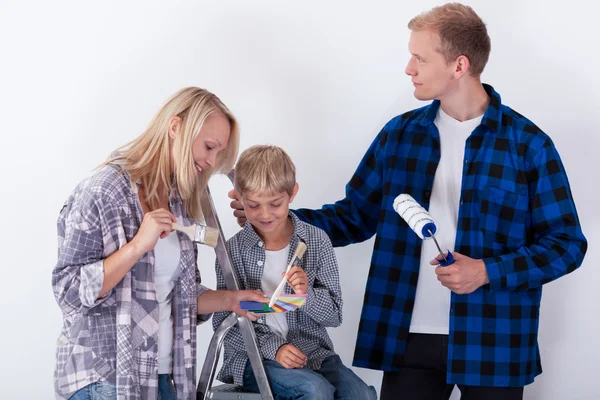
52;87;266;400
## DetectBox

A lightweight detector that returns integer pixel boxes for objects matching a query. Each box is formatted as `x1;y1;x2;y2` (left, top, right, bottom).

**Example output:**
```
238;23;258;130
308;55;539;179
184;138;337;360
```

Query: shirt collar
419;83;503;134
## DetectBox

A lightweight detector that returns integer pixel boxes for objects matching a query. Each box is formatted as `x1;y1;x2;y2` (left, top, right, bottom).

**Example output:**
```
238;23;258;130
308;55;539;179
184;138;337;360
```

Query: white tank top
262;244;291;339
153;231;181;374
409;106;483;335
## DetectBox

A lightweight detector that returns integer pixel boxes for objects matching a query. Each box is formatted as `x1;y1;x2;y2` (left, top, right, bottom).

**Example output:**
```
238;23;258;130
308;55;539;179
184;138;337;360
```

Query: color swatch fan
240;294;307;314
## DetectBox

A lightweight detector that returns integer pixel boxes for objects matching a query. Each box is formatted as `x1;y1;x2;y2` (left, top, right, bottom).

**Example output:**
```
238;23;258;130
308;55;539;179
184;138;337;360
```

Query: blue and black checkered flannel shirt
294;84;587;387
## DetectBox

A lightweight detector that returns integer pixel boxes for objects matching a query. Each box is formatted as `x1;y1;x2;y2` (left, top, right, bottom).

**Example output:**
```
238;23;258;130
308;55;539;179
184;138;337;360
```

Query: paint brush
268;241;308;308
172;222;219;248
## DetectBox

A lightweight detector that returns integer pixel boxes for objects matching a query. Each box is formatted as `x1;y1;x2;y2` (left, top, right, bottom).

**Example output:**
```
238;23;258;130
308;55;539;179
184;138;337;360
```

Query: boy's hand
284;266;308;294
275;344;307;369
228;189;246;227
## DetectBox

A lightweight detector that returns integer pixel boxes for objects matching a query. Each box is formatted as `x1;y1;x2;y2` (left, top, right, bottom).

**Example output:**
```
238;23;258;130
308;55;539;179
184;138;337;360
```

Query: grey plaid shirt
52;163;210;400
213;212;343;386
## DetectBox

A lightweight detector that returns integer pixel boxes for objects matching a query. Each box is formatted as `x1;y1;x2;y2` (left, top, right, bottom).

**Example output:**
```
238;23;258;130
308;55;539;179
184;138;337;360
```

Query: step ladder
197;171;273;400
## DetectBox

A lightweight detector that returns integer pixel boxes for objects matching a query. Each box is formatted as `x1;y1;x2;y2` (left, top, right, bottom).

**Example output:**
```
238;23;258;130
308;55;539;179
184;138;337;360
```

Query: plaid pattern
294;84;587;387
213;212;343;386
52;163;210;400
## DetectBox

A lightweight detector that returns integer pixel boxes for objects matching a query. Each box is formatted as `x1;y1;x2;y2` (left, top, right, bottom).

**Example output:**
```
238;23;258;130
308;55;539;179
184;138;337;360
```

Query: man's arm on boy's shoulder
301;235;343;327
293;126;390;247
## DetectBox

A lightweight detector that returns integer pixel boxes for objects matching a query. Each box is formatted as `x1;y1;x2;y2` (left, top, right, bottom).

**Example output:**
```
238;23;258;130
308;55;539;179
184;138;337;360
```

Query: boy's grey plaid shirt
52;163;211;400
213;212;343;386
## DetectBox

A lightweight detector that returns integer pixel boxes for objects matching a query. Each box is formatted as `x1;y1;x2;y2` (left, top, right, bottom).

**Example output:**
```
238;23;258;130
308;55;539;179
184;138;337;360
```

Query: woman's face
191;113;231;174
169;112;231;174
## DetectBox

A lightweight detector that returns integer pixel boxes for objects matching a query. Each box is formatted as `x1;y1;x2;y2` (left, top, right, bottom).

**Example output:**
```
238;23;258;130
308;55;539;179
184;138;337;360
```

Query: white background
0;1;598;399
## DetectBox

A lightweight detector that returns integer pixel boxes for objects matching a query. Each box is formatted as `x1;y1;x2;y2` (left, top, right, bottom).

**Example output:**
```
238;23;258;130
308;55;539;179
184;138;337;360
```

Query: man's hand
431;252;489;294
284;266;308;295
228;189;246;227
275;344;307;369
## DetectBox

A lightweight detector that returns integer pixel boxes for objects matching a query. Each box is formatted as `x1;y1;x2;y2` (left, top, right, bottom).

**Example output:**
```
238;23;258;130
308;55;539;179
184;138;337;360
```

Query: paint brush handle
172;222;194;240
268;242;307;308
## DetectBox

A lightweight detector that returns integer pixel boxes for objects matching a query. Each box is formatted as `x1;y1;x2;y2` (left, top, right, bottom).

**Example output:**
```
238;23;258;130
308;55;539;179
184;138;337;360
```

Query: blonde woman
52;87;266;400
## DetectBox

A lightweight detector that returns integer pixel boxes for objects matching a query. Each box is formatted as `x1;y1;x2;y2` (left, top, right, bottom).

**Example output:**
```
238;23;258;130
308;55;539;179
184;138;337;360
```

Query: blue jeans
69;375;176;399
69;381;116;400
243;355;377;400
158;374;177;400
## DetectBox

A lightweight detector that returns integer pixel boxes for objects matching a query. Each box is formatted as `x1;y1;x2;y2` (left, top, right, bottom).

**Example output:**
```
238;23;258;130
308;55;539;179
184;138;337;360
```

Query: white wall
1;1;597;398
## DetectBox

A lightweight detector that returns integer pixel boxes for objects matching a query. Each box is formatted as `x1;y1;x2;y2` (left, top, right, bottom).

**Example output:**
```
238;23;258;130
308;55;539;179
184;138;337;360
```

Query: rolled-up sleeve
52;192;113;316
302;236;343;327
78;259;110;307
196;285;213;324
194;245;213;324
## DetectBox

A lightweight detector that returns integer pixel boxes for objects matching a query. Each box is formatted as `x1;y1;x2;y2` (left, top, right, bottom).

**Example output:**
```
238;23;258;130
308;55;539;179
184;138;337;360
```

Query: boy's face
240;184;299;238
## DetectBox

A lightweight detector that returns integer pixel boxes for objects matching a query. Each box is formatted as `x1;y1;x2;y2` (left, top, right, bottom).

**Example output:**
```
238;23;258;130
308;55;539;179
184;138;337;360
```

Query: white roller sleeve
393;194;437;239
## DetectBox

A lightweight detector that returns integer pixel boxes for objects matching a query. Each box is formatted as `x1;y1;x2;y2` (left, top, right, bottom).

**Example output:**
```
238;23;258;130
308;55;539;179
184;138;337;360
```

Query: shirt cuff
196;284;213;324
79;259;111;308
302;286;317;313
260;333;287;360
483;256;506;291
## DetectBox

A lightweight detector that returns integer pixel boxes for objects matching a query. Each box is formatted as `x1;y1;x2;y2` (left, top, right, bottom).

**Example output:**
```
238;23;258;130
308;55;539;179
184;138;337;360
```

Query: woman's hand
197;289;268;321
225;289;268;321
284;266;308;294
131;208;176;256
99;208;175;298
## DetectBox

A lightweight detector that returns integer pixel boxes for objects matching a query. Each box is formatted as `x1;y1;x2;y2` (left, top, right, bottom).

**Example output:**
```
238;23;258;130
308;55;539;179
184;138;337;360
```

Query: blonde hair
408;2;491;76
103;87;239;221
234;145;296;196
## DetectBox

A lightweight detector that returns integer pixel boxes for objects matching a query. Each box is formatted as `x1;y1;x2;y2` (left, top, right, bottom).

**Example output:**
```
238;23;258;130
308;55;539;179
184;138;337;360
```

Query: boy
213;145;376;399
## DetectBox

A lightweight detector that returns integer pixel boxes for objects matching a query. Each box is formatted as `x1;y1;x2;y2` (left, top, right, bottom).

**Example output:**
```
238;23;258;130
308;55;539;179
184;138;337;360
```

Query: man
229;3;587;399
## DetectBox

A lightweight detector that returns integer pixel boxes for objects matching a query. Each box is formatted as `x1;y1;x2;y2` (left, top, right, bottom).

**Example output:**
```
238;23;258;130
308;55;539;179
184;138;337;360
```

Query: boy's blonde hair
103;87;239;221
234;145;296;196
408;2;491;76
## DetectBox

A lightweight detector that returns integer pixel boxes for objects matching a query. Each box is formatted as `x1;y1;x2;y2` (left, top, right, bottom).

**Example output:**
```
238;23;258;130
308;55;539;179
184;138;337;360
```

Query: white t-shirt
154;232;181;374
409;106;483;335
261;244;291;339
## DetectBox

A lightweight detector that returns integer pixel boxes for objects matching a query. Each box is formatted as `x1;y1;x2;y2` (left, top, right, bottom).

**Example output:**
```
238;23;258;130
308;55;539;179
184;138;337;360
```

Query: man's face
405;29;457;101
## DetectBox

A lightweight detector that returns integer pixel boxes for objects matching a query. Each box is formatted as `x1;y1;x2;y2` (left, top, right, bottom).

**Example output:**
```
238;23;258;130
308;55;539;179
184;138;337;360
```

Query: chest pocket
479;185;529;253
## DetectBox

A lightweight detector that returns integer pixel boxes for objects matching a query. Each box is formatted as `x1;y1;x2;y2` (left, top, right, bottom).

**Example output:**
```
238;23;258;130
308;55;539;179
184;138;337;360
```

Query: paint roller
393;193;454;266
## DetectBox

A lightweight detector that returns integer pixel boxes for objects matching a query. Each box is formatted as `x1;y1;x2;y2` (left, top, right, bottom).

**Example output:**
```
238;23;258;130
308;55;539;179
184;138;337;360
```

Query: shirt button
258;241;264;247
257;260;264;266
424;191;431;199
